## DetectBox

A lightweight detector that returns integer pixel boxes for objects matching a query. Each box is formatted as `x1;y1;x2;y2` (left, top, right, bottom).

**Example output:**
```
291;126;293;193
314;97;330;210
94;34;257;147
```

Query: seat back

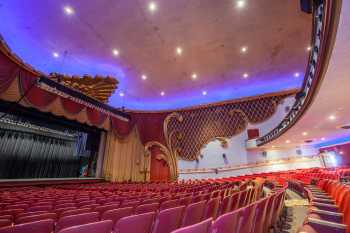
56;220;113;233
181;201;206;227
0;219;54;233
211;210;240;233
15;213;57;224
203;198;220;220
220;195;232;214
231;192;241;211
179;197;192;206
114;212;155;233
135;203;159;214
100;207;134;225
56;212;99;233
0;219;12;228
95;204;120;215
152;206;185;233
237;203;257;233
160;199;179;211
171;218;212;233
60;208;91;218
252;197;269;233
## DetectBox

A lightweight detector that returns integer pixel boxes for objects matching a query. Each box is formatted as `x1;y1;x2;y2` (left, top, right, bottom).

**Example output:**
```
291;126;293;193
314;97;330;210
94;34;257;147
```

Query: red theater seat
55;212;99;233
100;207;134;225
113;212;155;233
181;201;206;227
56;220;113;233
171;218;212;233
203;198;220;220
135;203;159;214
0;219;54;233
152;206;185;233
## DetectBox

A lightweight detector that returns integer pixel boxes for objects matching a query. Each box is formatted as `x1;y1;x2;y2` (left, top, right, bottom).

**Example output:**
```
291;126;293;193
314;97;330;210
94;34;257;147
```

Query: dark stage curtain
0;130;80;179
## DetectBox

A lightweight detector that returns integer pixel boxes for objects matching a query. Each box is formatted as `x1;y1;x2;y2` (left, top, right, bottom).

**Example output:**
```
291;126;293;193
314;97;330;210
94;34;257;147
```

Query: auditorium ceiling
0;0;311;110
264;1;350;149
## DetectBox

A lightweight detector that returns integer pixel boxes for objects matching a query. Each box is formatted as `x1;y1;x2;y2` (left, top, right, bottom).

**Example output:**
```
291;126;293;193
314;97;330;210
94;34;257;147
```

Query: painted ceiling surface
0;0;311;110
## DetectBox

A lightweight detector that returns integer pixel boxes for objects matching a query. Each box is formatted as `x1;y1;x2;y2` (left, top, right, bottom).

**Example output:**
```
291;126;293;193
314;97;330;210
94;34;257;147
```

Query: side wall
178;96;322;179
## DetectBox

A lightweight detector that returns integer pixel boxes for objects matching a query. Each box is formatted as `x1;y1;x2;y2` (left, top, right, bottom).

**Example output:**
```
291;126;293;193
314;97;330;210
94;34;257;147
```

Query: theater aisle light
240;46;248;53
112;49;120;57
63;6;75;15
53;52;59;58
160;91;165;96
236;0;246;9
148;2;157;12
202;90;207;96
191;73;198;80
176;47;183;56
141;74;147;80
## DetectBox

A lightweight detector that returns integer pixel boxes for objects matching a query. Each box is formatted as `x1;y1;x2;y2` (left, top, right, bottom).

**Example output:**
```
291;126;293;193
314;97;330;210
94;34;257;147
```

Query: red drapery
110;115;135;138
0;53;18;94
19;71;57;108
60;97;85;114
86;107;107;126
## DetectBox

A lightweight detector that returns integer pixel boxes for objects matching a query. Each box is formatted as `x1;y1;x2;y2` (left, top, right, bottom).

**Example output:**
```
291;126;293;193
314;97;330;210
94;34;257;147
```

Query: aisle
283;189;309;233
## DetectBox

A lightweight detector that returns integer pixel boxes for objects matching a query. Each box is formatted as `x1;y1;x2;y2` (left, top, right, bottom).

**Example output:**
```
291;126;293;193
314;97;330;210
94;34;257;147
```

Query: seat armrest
310;208;343;216
307;217;347;229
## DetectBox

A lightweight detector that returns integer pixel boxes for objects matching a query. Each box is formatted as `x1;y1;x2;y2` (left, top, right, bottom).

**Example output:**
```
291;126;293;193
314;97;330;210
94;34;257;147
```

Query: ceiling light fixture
53;52;59;58
148;2;157;12
236;0;246;9
302;132;308;136
285;140;291;144
321;137;326;141
119;92;124;97
176;47;183;55
63;6;74;15
160;91;165;96
141;75;147;80
240;46;248;53
112;49;119;56
192;73;197;80
243;73;249;79
294;72;300;77
329;115;336;120
307;46;312;51
202;91;207;96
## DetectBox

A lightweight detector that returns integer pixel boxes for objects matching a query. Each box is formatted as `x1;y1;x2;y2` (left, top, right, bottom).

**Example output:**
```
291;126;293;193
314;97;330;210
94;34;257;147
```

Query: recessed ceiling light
63;6;74;15
294;72;300;77
321;137;326;141
192;73;197;80
53;52;59;58
112;49;119;56
329;115;336;120
236;0;246;9
307;46;312;51
243;73;249;79
302;132;308;136
160;91;165;96
340;151;344;155
202;91;207;96
240;46;248;53
176;47;183;55
141;75;147;80
148;2;157;12
119;92;124;97
285;140;291;144
271;145;275;148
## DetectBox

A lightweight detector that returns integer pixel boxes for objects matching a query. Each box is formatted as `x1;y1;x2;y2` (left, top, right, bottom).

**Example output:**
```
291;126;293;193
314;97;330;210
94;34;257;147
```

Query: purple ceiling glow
0;0;311;110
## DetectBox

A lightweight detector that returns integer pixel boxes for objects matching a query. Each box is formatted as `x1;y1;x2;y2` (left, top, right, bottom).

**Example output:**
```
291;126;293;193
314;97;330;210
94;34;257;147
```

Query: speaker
300;0;313;14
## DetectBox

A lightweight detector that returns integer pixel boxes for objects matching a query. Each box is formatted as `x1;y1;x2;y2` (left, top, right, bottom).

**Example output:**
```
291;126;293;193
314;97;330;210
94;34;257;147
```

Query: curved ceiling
0;0;311;110
263;0;350;149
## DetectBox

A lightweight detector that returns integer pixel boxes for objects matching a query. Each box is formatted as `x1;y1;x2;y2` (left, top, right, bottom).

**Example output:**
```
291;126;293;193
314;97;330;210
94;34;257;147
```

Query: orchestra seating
0;173;288;233
1;167;349;233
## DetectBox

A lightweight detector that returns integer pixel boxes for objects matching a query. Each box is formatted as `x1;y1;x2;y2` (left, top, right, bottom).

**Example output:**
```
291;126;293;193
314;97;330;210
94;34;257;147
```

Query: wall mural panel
164;93;294;161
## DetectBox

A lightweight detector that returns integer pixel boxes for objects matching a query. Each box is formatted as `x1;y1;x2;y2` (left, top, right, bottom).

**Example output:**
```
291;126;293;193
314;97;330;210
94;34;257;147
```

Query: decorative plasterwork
164;93;293;161
49;73;118;103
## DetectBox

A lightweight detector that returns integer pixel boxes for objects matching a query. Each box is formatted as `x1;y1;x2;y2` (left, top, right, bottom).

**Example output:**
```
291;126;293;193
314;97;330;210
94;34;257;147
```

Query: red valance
87;107;107;126
19;71;57;108
111;116;135;138
61;97;85;114
0;53;18;93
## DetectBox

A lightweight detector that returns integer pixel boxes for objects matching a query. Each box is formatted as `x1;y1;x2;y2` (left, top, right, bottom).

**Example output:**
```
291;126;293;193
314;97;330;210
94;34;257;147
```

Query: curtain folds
102;127;149;182
0;130;79;178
